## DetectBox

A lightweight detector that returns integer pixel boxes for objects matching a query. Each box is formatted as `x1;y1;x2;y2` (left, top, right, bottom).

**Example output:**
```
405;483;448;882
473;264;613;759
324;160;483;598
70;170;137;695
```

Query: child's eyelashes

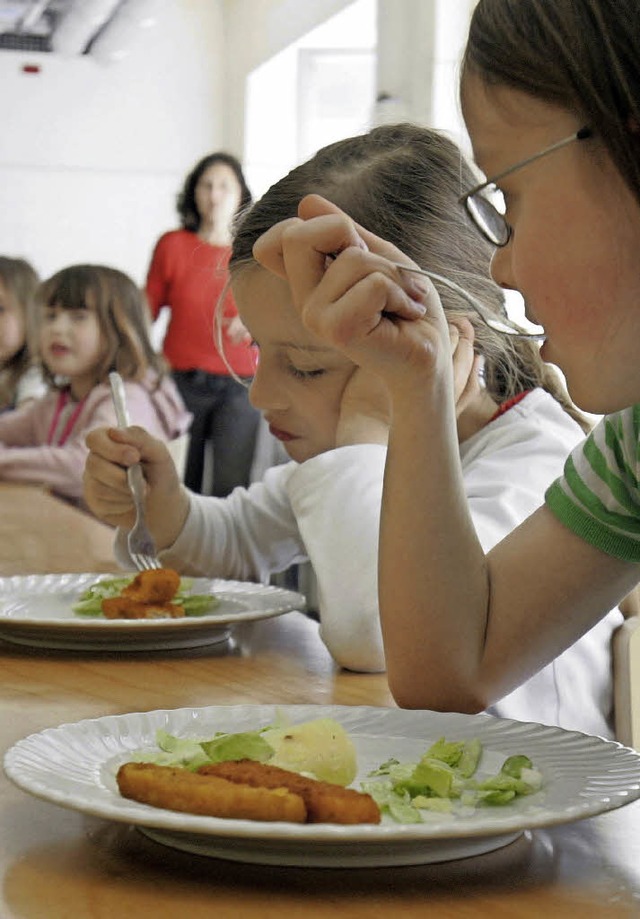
43;307;91;323
249;340;327;380
287;364;326;380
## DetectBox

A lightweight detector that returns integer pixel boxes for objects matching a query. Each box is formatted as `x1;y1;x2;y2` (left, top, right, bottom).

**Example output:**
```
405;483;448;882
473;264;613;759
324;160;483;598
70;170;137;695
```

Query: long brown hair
462;0;640;205
0;256;40;410
38;264;167;390
230;123;587;430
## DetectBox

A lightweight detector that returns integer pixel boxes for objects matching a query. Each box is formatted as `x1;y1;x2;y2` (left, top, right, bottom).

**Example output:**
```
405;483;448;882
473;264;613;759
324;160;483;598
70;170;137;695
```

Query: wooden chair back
613;587;640;749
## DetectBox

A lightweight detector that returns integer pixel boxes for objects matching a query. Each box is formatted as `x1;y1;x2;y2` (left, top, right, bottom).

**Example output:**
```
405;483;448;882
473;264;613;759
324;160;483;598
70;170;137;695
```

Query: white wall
223;0;355;159
244;0;376;198
0;0;480;288
375;0;476;146
0;0;226;285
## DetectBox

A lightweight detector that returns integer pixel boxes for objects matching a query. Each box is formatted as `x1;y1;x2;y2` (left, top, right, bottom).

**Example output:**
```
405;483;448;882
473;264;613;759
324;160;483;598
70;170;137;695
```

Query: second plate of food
0;573;305;651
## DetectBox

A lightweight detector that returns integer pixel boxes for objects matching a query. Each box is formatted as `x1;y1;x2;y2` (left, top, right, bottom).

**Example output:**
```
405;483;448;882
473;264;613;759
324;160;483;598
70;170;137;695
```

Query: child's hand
253;194;452;395
336;367;391;447
334;323;478;447
449;320;481;417
83;425;189;551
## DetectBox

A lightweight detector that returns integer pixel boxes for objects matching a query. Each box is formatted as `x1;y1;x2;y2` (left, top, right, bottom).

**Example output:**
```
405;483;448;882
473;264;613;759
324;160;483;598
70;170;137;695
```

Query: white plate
5;704;640;867
0;574;305;651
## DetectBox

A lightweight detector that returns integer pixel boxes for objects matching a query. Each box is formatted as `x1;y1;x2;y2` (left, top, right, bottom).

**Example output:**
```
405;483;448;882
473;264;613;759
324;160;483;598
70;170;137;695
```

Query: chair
613;587;640;750
166;433;190;481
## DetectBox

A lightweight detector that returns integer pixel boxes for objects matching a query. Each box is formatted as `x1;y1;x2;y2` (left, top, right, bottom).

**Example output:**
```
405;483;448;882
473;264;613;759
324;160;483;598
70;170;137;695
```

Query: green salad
361;736;543;823
72;575;220;618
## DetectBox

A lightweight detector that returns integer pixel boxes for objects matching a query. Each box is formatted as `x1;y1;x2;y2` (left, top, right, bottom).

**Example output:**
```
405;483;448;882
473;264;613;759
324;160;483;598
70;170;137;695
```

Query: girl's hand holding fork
84;425;190;550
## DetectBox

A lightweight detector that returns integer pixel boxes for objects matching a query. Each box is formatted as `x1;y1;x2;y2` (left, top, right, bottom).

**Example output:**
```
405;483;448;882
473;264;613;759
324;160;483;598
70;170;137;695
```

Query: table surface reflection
1;483;639;918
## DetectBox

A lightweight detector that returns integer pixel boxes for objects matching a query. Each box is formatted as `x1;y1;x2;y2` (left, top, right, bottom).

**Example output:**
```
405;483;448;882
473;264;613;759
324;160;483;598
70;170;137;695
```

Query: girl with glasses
84;123;619;736
251;0;640;716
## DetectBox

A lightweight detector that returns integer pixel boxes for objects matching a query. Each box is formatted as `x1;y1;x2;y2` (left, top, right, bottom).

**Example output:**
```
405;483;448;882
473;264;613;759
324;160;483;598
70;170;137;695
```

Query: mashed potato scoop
263;717;357;786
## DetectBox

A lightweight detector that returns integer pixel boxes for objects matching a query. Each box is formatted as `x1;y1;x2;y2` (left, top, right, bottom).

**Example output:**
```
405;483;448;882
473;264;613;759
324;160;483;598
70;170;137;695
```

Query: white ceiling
0;1;75;47
0;0;145;55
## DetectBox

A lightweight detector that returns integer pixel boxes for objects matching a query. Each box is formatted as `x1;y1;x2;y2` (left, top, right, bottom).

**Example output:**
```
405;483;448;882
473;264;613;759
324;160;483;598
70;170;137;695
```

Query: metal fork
108;372;161;571
392;264;546;341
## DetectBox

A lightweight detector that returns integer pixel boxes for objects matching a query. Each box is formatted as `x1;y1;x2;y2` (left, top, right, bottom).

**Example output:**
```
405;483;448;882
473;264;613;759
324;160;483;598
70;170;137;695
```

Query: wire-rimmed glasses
459;126;592;247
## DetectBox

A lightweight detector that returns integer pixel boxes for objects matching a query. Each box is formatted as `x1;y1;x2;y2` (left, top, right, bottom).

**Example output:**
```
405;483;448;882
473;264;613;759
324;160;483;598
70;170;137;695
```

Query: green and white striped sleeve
545;405;640;562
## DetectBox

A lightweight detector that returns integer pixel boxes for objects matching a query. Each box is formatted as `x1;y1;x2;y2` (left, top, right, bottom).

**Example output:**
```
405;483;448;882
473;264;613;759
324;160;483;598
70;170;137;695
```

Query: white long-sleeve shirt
116;388;620;737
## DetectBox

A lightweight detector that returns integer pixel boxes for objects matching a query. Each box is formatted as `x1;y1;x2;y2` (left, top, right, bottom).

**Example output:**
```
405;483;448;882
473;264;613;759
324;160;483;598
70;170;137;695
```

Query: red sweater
145;229;256;376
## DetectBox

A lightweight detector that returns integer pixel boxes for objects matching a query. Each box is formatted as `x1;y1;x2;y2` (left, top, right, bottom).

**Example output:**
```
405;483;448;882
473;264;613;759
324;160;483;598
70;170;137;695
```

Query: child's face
232;267;356;463
40;303;105;398
462;75;640;414
0;278;26;363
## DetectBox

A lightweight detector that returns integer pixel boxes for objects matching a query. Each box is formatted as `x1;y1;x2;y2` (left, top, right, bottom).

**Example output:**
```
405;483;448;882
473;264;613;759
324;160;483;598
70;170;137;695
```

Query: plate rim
5;703;640;846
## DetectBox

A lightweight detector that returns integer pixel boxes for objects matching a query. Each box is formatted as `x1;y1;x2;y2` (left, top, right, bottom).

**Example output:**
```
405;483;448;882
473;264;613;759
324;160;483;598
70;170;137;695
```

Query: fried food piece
122;569;181;604
198;760;381;825
117;761;307;822
100;568;184;619
102;598;184;619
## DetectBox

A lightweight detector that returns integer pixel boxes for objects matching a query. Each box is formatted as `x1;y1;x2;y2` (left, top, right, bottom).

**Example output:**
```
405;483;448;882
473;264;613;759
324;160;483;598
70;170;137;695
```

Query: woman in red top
146;152;259;495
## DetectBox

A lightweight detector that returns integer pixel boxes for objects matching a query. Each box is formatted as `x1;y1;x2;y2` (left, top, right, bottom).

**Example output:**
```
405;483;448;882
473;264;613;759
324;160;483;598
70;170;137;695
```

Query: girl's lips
49;344;69;356
268;424;297;442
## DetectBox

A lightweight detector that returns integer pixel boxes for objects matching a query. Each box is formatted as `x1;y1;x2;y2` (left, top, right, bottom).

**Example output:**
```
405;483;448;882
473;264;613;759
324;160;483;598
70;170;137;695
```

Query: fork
392;264;546;341
108;372;161;571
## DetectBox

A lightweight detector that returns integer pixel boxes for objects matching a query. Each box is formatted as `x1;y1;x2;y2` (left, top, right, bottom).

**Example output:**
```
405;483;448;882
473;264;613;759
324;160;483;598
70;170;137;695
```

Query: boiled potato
264;718;357;786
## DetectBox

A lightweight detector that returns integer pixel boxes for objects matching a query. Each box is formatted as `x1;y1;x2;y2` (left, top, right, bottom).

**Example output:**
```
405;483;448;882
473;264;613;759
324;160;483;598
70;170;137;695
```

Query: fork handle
109;372;131;428
110;372;146;504
126;463;147;505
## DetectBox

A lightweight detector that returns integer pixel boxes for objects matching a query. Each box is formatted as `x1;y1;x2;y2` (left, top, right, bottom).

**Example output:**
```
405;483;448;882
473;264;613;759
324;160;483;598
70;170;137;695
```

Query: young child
250;0;640;719
84;124;620;737
0;264;191;504
0;256;45;411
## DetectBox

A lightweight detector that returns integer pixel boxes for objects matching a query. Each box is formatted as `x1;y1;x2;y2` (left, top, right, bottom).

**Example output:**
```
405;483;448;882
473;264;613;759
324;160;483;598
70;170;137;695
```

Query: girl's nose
47;311;70;330
248;360;287;412
490;245;516;292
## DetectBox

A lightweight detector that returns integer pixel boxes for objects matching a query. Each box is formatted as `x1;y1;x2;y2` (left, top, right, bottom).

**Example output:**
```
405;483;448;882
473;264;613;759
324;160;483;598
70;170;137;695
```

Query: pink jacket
0;374;191;502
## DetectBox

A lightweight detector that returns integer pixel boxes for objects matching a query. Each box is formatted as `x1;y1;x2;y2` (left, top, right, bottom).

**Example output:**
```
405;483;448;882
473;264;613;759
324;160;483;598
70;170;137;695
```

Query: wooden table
0;483;118;576
1;484;640;917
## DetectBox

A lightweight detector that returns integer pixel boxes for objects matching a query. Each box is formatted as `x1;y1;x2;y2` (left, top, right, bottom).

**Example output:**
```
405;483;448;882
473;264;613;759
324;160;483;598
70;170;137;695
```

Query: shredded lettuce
72;575;219;618
362;736;543;823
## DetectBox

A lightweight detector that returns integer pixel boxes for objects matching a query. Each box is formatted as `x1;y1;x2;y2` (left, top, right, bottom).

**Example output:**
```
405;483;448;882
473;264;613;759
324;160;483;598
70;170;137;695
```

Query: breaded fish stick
122;569;181;604
198;760;381;825
117;762;306;822
102;598;184;619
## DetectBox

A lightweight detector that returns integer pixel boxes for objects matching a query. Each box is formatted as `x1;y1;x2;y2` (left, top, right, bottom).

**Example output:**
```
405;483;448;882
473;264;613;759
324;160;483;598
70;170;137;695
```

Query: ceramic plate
5;704;640;867
0;574;305;650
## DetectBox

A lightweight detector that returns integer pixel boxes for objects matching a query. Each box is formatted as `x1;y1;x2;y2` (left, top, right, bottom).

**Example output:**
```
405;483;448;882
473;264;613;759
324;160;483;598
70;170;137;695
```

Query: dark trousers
173;370;259;496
